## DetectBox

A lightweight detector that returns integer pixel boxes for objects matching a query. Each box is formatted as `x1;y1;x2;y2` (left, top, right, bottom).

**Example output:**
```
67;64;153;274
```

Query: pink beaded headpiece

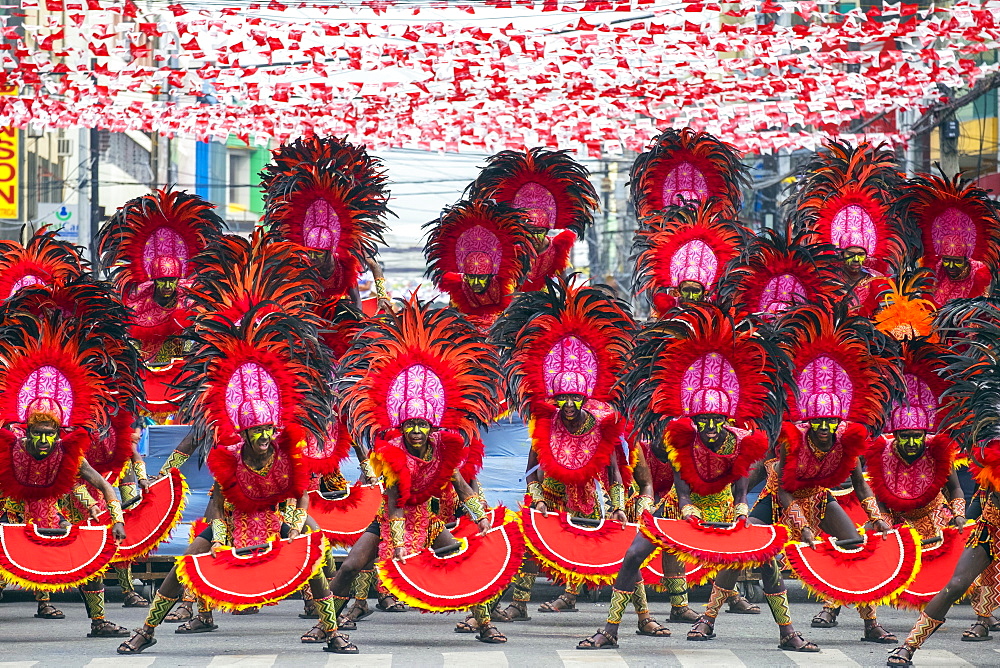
543;335;598;398
225;362;281;431
681;351;740;417
143;227;188;280
303;199;342;252
930;207;976;258
387;364;446;427
796;355;853;420
456;225;502;275
18;366;74;426
669;239;719;288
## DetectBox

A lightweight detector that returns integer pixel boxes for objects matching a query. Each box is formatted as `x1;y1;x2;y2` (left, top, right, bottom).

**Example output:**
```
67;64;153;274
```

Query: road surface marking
443;652;509;668
325;654;393;668
556;649;629;666
206;656;277;668
784;648;860;667
84;660;156;668
665;648;747;667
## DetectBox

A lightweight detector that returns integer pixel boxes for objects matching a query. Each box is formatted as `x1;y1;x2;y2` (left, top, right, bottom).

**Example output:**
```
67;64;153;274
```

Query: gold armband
211;518;229;545
609;483;626;512
389;518;406;548
636;495;655;516
374;278;389;300
107;499;124;526
734;503;750;518
860;496;887;524
464;494;489;522
160;449;189;475
785;501;807;529
284;506;307;532
951;497;966;518
681;504;702;520
133;458;148;482
527;481;544;504
360;458;377;483
72;484;98;510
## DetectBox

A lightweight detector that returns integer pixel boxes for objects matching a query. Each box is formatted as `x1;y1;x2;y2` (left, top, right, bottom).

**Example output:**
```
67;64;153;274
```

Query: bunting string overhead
1;0;999;155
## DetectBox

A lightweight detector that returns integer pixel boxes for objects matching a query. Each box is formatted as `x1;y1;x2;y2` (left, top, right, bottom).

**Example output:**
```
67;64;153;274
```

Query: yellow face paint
463;274;492;294
554;394;585;414
841;247;868;270
941;256;969;279
678;281;705;303
245;425;276;450
808;418;842;435
402;419;431;445
894;429;926;457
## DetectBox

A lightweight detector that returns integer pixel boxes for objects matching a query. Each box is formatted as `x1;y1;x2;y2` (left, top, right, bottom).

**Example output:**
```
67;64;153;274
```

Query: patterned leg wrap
631;583;650;615
471;602;491;625
80;587;107;620
181;589;196;604
197;597;213;615
114;565;135;593
314;594;340;632
974;583;1000;618
352;569;375;601
564;582;580;596
512;572;536;603
764;590;792;626
664;575;689;608
145;594;179;628
856;603;877;620
704;584;737;620
902;611;944;650
331;594;350;617
607;588;633;625
36;591;51;602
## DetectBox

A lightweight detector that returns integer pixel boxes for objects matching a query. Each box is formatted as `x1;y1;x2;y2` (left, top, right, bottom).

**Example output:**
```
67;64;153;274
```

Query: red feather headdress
98;188;225;292
340;298;501;445
629;128;748;220
792;139;905;272
0;228;85;301
776;304;901;430
897;172;1000;269
623;304;785;441
263;137;389;300
718;225;841;319
632;203;748;300
466;147;599;235
492;278;635;418
885;338;952;434
424;199;535;320
0;316;111;502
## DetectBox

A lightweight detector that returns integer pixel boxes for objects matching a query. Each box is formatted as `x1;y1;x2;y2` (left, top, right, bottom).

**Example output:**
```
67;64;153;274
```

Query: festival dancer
0;227;87;301
116;303;352;654
767;303;902;641
262;135;392;312
886;299;1000;666
325;298;506;647
790;140;905;318
424;198;535;332
576;304;817;652
896;173;999;305
632;202;747;315
489;279;639;619
466;147;598;291
629;127;748;220
0;314;132;637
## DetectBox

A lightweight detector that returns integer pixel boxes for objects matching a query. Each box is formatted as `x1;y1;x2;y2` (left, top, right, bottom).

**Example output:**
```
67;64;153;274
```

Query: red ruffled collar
85;411;135;482
665;418;768;496
867;433;955;512
780;421;869;493
0;427;89;502
373;430;467;507
207;428;308;513
529;399;623;487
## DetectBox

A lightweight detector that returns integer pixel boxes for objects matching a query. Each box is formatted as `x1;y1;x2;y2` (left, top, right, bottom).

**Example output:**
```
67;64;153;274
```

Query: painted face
153;277;179;301
555;394;585;421
678;280;705;303
693;413;726;446
840;247;868;273
894;429;926;458
464;274;492;294
527;226;548;250
941;255;970;281
243;424;276;454
807;418;841;449
401;418;431;447
26;421;59;459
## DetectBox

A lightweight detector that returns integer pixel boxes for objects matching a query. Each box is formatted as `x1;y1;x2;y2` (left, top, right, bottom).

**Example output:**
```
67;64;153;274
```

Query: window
227;150;250;211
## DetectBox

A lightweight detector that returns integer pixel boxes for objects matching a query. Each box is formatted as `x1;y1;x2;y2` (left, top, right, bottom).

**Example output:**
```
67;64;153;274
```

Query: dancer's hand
287;528;300;540
800;527;816;547
210;541;223;557
611;510;627;524
872;519;891;536
477;518;492;535
89;505;102;522
532;500;549;516
138;478;150;492
393;546;406;562
112;522;126;544
951;515;967;533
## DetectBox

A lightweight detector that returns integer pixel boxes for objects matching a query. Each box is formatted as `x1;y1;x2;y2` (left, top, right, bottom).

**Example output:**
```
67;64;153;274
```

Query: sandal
862;623;898;644
887;645;914;667
123;591;150;608
88;619;130;638
493;602;531;622
538;594;578;613
164;601;193;623
811;606;840;628
117;627;157;655
34;603;65;619
338;617;357;631
778;631;820;652
726;595;761;614
455;615;479;633
232;606;259;615
577;628;619;650
341;601;375;624
669;605;700;623
476;624;508;644
376;594;407;613
636;617;671;637
175;616;218;634
323;632;360;654
962;621;993;642
301;624;331;643
990;615;1000;632
300;598;318;619
686;617;716;641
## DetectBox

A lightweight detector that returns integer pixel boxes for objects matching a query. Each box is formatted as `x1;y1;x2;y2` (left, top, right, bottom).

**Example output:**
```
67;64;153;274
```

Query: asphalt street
1;581;998;667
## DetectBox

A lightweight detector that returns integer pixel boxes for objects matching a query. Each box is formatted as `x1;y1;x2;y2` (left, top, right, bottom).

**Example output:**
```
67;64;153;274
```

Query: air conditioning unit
56;138;73;156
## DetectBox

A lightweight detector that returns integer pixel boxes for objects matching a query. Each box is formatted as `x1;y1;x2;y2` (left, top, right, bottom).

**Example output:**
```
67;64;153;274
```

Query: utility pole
89;127;100;276
939;111;961;176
